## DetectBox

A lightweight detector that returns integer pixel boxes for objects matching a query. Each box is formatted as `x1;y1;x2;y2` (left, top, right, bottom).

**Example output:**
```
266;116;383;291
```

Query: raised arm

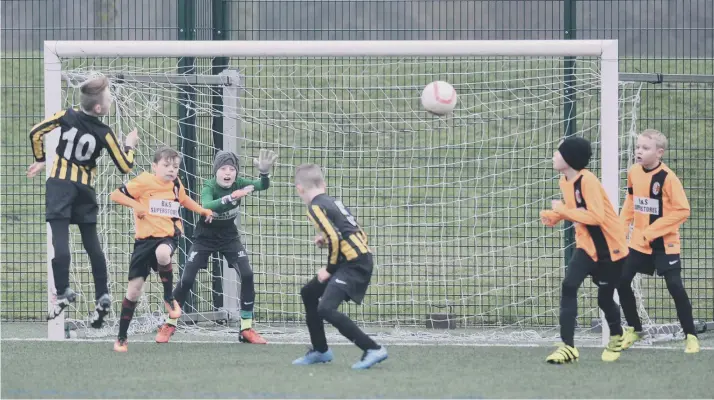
201;180;254;212
237;174;270;191
101;129;137;174
200;180;229;211
250;149;278;190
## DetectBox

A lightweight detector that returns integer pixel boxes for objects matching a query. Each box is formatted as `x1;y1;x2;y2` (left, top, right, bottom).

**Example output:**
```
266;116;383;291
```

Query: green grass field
2;323;713;399
2;54;713;336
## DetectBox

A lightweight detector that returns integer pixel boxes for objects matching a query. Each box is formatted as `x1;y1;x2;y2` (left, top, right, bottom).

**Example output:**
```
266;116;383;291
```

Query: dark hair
153;146;182;164
80;76;110;113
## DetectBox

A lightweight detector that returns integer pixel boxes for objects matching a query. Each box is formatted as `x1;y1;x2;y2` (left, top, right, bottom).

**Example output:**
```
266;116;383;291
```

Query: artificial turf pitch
2;329;712;399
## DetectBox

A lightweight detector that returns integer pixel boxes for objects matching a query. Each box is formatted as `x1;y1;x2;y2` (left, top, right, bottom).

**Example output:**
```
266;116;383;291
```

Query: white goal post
43;40;621;343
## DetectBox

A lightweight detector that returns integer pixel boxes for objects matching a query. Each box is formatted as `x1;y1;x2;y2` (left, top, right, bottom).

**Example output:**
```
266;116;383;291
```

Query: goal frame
42;39;620;341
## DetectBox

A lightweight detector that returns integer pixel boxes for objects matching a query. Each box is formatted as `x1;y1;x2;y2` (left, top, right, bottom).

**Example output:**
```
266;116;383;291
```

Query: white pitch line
2;337;712;351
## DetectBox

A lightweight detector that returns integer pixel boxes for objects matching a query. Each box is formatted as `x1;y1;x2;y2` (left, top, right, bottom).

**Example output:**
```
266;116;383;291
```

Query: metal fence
2;0;712;328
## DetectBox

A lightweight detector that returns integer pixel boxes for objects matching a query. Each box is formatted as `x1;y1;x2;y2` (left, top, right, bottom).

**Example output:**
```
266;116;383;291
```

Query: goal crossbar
45;40;618;58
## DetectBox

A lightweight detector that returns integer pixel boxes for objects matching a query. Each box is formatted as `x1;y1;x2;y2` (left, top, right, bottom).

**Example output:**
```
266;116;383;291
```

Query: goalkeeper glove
253;149;279;174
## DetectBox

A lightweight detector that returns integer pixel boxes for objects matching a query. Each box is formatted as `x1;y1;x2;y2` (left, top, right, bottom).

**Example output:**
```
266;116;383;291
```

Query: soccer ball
421;81;457;115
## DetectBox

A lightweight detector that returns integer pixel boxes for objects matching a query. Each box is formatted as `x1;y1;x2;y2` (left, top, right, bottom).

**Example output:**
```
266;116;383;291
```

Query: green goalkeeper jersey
193;174;270;244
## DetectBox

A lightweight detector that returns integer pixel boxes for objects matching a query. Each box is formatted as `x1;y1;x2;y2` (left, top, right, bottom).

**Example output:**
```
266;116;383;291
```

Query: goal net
45;40;650;344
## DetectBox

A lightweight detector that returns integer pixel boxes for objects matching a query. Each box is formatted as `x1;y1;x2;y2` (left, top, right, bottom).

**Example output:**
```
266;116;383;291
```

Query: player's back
309;193;371;263
559;169;627;261
53;108;112;169
31;108;133;186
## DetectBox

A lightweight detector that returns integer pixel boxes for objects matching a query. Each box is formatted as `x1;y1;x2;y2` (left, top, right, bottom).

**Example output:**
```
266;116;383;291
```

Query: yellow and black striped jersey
29;108;135;187
307;193;371;273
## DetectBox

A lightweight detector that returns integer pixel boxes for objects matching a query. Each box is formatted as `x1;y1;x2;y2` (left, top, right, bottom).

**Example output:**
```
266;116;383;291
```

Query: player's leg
559;249;592;347
618;250;649;349
45;179;78;319
47;219;76;320
115;239;153;352
77;223;111;328
172;248;211;308
155;239;181;319
657;253;699;353
596;258;625;362
317;282;377;350
663;269;696;336
72;183;106;301
317;282;386;369
547;249;591;364
156;246;211;343
293;277;334;365
115;277;145;352
222;246;266;344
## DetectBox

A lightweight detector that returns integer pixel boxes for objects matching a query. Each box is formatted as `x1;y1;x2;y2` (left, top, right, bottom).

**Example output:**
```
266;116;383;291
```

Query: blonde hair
295;164;325;189
639;129;668;150
80;76;110;115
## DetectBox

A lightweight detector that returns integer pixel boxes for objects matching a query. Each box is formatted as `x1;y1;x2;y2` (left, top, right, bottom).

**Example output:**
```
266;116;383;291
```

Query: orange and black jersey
554;169;628;262
620;162;690;255
112;172;208;240
29;108;135;187
307;193;371;273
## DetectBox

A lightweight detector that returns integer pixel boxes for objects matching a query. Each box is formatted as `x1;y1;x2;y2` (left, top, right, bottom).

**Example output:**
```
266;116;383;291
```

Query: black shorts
45;178;98;224
625;248;681;277
190;234;242;254
567;249;624;289
128;236;179;280
185;239;250;272
329;253;374;304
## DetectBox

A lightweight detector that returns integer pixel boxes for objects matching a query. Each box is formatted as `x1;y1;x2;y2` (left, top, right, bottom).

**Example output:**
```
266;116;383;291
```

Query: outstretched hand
26;162;46;178
254;149;279;174
125;128;139;149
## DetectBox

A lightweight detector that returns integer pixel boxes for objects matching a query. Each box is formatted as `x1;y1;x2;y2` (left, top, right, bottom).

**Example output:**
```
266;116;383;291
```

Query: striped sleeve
308;204;341;266
102;131;135;173
29;110;66;162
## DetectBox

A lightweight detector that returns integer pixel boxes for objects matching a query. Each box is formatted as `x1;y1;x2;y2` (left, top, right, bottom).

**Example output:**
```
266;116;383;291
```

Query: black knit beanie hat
558;137;592;171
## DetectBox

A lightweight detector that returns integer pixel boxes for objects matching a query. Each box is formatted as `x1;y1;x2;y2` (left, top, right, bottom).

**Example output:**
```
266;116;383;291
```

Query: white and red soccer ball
420;81;458;116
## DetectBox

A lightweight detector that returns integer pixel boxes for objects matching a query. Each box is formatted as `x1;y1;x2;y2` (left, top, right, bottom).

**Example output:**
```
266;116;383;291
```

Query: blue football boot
292;348;334;365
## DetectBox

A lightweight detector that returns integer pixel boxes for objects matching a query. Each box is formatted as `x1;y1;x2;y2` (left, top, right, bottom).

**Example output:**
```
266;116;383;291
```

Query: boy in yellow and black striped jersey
26;75;139;327
291;164;387;370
